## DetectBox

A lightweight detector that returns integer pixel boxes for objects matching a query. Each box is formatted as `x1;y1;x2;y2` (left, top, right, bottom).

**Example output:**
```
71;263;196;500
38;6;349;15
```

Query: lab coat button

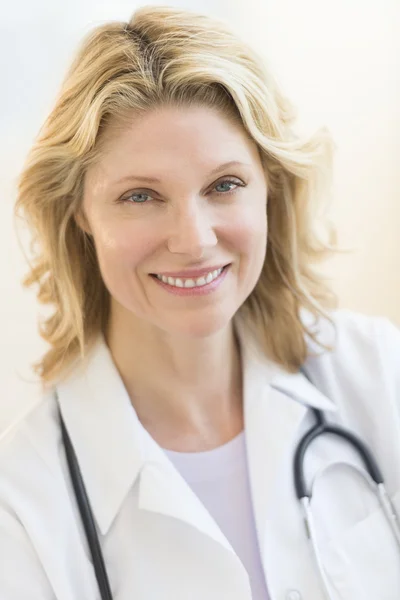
286;591;302;600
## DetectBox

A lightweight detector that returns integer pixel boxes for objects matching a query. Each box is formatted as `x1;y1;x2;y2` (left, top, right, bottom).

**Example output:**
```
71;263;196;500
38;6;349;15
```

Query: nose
167;201;218;258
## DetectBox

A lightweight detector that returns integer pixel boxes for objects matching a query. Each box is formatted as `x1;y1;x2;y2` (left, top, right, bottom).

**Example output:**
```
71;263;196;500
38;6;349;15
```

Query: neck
105;305;243;451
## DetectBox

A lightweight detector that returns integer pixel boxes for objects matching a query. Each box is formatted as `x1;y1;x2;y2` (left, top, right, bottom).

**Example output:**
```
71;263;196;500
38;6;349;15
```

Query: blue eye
120;177;245;205
122;192;151;204
214;178;243;195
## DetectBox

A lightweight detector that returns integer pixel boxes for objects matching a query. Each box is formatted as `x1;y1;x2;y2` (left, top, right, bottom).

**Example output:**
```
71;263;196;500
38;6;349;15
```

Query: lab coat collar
56;337;145;536
235;314;337;414
55;315;336;538
56;338;241;548
235;315;337;560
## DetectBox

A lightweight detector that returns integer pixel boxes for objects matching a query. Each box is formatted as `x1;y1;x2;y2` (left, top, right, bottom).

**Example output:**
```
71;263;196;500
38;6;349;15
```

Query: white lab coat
1;308;400;600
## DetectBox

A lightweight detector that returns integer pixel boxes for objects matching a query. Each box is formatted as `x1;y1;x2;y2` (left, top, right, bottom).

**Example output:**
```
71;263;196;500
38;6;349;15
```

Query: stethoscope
57;366;400;600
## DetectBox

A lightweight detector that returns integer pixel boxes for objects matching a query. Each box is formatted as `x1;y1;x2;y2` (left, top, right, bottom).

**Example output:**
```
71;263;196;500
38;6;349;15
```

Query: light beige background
1;0;399;433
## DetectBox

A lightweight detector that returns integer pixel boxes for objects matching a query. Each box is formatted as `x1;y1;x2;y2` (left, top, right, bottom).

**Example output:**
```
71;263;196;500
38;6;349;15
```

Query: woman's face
81;105;268;338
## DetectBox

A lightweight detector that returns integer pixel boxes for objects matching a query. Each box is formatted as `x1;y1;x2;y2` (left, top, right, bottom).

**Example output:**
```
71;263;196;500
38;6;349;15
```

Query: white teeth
155;267;224;288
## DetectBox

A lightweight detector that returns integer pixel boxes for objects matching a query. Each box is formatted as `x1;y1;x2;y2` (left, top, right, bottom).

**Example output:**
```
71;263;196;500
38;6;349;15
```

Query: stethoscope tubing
295;368;400;599
59;405;113;600
293;407;385;499
56;368;400;600
294;410;400;599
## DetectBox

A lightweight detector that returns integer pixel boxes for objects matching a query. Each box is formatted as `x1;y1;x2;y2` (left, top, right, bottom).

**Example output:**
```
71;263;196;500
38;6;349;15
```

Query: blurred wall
1;0;398;432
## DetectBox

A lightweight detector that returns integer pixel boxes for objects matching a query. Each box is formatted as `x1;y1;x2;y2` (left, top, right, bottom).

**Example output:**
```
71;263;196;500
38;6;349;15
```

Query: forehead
91;105;262;178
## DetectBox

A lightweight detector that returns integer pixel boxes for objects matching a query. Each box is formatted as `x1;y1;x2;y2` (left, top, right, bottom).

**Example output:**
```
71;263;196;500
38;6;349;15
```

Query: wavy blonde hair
15;5;347;389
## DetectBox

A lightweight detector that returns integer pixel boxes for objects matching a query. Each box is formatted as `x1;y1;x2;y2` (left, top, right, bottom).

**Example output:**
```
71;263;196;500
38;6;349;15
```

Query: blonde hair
15;5;347;389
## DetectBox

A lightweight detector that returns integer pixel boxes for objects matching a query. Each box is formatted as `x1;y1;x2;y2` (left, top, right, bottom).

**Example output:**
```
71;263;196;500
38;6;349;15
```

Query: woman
2;5;400;600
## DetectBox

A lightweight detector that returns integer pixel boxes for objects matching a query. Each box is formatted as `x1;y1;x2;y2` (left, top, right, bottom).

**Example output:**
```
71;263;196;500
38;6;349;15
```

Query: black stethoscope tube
57;368;388;600
293;406;385;500
59;407;114;600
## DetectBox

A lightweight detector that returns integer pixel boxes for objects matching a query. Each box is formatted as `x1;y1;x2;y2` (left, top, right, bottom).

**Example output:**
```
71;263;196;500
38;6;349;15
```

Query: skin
79;104;268;451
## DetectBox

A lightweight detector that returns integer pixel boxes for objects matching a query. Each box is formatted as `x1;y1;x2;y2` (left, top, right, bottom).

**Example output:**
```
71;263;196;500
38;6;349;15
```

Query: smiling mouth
150;265;230;289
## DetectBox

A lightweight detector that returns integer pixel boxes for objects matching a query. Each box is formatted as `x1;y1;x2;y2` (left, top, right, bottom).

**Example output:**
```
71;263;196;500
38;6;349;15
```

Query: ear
74;207;92;236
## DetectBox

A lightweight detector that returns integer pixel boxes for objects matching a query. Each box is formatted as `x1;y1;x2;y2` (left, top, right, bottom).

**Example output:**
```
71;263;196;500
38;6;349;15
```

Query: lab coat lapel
56;336;235;555
244;381;330;598
137;426;236;555
243;351;307;565
137;316;338;568
237;316;337;567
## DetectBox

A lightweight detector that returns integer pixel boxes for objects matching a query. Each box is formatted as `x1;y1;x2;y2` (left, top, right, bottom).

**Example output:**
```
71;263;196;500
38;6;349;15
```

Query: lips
151;264;230;296
152;263;230;279
154;266;225;289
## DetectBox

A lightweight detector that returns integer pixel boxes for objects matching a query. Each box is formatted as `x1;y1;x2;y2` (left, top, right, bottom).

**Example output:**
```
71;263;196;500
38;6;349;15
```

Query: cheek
224;202;267;255
92;221;159;274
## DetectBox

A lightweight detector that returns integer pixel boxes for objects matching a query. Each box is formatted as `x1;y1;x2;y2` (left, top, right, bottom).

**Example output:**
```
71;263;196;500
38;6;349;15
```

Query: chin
167;312;234;339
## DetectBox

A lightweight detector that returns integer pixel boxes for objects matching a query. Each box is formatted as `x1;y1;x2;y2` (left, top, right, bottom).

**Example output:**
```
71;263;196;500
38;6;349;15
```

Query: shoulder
336;309;400;380
333;307;399;344
0;390;62;502
304;306;400;351
338;308;400;395
304;307;400;418
0;391;82;599
311;307;399;372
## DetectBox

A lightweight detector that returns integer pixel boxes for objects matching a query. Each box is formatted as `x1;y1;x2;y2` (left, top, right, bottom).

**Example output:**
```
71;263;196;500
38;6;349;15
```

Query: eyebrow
112;160;251;185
